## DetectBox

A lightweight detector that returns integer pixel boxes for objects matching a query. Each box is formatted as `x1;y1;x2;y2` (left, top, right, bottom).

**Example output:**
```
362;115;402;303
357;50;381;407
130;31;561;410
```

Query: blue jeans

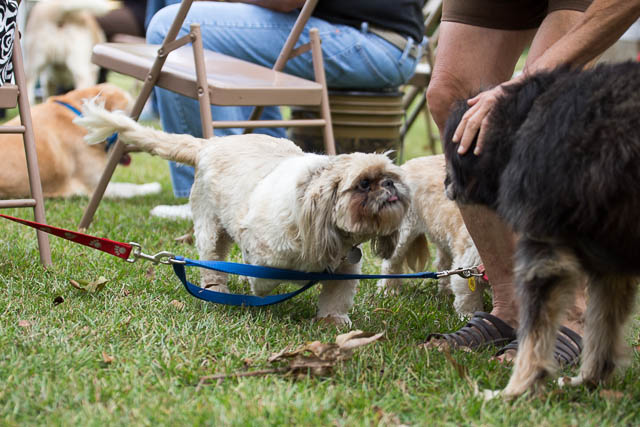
147;2;424;198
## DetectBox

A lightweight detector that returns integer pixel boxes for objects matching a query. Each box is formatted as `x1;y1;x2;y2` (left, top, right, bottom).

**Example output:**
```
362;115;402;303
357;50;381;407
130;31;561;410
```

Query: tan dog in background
0;83;159;199
377;154;489;318
24;0;111;103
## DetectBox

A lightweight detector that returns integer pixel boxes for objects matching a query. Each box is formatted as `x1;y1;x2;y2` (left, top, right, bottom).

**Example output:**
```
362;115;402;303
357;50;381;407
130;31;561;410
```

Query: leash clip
436;266;484;279
126;242;186;265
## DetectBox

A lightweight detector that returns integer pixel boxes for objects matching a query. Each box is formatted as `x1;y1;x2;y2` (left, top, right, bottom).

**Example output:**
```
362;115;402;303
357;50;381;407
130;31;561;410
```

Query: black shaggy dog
443;61;640;398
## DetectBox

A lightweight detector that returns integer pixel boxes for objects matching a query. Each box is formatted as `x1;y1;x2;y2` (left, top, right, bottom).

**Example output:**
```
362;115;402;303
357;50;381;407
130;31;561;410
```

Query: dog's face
299;153;410;262
334;154;409;237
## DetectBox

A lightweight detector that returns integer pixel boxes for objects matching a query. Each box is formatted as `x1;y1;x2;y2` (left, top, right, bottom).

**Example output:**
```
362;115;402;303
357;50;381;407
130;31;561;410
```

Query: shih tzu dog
76;101;410;326
443;61;640;398
376;154;488;318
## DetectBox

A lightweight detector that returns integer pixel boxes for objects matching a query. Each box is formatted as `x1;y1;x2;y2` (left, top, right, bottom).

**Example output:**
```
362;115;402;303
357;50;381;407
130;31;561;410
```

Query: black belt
369;26;422;59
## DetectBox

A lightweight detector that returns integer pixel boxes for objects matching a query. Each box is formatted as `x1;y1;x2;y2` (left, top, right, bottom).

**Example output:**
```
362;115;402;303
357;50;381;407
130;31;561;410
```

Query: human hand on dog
452;84;506;156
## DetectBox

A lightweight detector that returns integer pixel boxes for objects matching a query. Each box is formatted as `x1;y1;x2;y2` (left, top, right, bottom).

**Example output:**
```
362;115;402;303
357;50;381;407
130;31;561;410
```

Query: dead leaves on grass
169;299;185;310
599;389;625;401
102;351;115;364
197;330;384;389
69;276;109;293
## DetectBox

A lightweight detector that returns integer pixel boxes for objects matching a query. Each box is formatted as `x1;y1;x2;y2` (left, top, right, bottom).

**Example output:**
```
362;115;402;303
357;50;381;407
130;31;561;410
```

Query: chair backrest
0;1;52;265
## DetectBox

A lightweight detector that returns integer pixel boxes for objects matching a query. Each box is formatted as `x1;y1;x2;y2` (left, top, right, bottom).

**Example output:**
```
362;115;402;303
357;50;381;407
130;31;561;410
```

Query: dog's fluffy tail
75;99;204;166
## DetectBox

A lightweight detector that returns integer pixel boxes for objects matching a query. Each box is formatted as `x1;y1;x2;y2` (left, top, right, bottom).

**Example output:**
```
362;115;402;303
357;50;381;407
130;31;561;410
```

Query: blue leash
170;256;438;307
54;100;118;150
0;213;479;308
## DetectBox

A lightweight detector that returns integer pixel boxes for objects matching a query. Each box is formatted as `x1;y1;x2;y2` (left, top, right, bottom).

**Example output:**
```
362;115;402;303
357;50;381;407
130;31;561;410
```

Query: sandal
494;326;583;366
423;311;517;349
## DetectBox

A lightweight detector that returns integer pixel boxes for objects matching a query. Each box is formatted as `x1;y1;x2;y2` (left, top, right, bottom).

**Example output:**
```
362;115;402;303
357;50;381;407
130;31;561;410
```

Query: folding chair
399;0;442;155
79;0;334;229
0;1;52;266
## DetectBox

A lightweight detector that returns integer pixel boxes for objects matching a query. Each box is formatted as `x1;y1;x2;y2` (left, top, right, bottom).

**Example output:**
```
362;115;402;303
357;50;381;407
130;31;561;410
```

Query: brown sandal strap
425;311;516;349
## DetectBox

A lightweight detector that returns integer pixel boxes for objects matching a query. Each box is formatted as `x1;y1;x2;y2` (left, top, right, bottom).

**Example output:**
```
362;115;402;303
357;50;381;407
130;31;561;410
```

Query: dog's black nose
381;178;395;189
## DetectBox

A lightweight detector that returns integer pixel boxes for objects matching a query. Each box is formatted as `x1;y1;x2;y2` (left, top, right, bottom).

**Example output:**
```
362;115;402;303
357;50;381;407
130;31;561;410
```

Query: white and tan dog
0;83;159;199
24;0;111;103
76;101;411;325
377;154;488;317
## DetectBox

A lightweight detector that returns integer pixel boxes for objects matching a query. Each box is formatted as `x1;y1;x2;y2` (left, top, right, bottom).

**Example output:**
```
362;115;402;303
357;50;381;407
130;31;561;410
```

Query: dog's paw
558;374;584;388
478;388;502;401
314;314;352;327
203;283;230;293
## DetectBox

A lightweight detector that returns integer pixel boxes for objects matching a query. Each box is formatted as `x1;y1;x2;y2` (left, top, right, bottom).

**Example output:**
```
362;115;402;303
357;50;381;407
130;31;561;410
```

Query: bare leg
459;205;519;325
425;12;588;352
425;22;532;345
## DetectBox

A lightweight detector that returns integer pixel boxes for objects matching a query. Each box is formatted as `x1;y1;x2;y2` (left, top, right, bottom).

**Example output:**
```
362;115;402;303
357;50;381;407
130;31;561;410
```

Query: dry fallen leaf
69;277;109;293
169;300;185;310
122;288;131;297
599;389;624;401
336;330;385;351
102;352;114;364
199;330;385;387
268;330;384;375
145;266;156;280
69;279;84;290
18;320;31;328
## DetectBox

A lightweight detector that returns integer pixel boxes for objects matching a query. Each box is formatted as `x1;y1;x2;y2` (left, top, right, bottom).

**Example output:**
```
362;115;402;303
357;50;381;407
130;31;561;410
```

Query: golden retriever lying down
0;84;160;199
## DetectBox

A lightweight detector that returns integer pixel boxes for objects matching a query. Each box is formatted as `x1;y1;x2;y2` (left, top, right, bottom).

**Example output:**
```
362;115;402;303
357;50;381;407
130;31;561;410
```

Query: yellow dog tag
468;276;476;292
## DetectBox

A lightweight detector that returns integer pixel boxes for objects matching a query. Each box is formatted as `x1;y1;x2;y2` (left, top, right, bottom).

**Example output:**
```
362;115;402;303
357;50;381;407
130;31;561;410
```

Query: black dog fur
443;61;640;396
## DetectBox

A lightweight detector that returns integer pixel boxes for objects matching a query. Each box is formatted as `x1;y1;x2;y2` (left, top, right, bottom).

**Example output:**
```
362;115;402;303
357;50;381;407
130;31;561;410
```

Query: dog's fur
24;0;110;103
443;61;640;398
76;102;411;325
376;154;488;317
0;84;160;199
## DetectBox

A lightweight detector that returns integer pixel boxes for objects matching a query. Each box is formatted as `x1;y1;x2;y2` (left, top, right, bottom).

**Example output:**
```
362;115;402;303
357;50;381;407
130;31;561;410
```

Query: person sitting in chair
146;0;427;219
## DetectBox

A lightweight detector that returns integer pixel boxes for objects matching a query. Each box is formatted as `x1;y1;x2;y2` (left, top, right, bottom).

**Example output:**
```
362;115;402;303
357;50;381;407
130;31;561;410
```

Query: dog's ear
371;230;399;260
92;83;133;113
297;164;344;263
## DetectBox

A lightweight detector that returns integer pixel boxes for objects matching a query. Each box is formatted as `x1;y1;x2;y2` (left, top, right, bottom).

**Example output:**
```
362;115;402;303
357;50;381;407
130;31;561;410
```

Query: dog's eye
357;179;371;191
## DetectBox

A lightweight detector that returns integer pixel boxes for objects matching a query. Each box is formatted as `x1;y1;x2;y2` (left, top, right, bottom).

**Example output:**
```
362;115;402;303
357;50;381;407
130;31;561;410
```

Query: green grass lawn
1;80;639;425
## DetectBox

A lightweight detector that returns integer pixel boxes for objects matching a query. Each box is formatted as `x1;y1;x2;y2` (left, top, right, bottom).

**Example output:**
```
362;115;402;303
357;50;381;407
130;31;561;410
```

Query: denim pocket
353;36;419;88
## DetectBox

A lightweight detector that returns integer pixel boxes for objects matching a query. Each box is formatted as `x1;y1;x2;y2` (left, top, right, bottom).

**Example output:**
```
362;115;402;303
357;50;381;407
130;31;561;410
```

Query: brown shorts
442;0;593;30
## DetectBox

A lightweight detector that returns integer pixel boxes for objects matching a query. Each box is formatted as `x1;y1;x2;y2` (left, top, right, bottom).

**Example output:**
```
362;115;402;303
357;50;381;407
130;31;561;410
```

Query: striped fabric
0;0;18;85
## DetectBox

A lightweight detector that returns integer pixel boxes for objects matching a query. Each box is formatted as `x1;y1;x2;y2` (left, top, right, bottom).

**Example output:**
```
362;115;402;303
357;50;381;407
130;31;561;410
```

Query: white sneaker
150;203;192;220
104;182;162;199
